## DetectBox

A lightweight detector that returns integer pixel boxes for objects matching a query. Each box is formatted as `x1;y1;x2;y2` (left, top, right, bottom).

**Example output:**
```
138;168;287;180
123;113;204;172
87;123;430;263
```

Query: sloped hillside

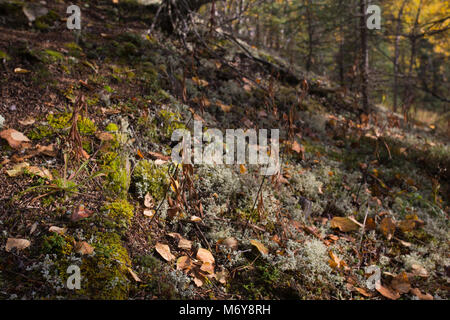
0;1;448;300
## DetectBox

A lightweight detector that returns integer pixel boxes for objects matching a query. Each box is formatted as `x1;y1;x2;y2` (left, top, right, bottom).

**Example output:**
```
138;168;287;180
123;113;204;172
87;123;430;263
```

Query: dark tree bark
393;0;408;113
156;0;220;32
359;0;369;111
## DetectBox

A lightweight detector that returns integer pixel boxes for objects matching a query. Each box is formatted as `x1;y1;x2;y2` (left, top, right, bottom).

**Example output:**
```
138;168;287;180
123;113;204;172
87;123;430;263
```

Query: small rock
0;114;4;129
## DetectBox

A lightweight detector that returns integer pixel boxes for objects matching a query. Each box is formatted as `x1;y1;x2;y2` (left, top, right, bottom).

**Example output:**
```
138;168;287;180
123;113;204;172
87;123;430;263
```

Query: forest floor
0;1;448;300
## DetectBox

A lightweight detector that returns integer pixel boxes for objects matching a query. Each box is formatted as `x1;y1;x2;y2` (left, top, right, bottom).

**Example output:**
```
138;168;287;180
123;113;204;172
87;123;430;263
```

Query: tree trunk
158;0;220;32
393;0;408;113
359;0;369;111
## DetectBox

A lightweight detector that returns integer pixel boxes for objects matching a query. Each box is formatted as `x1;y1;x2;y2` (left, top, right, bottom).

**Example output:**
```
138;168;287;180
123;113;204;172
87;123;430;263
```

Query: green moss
34;19;49;31
64;42;83;58
29;113;97;140
42;234;74;256
41;49;64;63
86;96;99;107
28;124;53;140
0;50;10;61
101;152;130;198
106;123;119;132
34;9;60;31
132;159;170;200
47;113;71;130
103;199;134;229
158;109;186;138
77;116;97;135
80;232;131;299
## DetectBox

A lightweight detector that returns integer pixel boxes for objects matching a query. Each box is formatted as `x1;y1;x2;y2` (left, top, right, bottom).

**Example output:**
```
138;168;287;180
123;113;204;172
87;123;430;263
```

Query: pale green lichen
132;159;169;200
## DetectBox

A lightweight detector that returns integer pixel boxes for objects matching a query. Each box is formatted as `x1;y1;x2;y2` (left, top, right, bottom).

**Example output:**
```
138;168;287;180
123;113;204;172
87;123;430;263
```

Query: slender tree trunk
305;0;313;72
337;0;345;86
403;0;422;120
359;0;369;111
393;0;408;113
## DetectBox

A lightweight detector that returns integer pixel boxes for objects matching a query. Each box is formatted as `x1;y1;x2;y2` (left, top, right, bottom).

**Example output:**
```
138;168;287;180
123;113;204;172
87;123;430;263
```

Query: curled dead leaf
155;243;175;262
71;204;92;222
411;264;428;278
330;217;360;232
376;284;400;300
5;238;31;252
14;67;30;74
250;240;269;255
190;215;202;223
148;151;171;161
178;238;192;250
379;217;396;240
18;118;35;126
192;77;209;87
391;272;411;294
200;262;215;275
196;248;215;264
75;241;94;255
177;256;194;272
6;162;30;177
144;193;154;208
0;129;31;149
355;287;373;297
49;226;67;235
215;268;229;285
216;101;232;113
223;237;238;250
127;267;142;282
328;250;348;270
95;131;115;141
143;209;155;218
410;288;433;300
28;166;53;180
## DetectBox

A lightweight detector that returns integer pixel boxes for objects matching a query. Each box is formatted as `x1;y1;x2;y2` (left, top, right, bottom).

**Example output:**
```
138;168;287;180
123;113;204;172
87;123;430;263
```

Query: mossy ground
0;0;448;300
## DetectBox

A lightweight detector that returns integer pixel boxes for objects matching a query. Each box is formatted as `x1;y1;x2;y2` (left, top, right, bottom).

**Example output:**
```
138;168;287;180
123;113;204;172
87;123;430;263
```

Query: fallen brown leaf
250;240;269;255
75;241;94;255
411;264;428;277
410;288;433;300
178;238;192;250
127;267;142;282
144;193;154;208
28;166;53;180
155;243;175;262
177;256;194;272
71;204;92;222
391;272;411;294
379;217;396;240
5;238;31;252
223;237;238;250
49;226;67;235
196;248;215;264
0;128;31;149
330;217;360;232
355;287;373;297
376;285;400;300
